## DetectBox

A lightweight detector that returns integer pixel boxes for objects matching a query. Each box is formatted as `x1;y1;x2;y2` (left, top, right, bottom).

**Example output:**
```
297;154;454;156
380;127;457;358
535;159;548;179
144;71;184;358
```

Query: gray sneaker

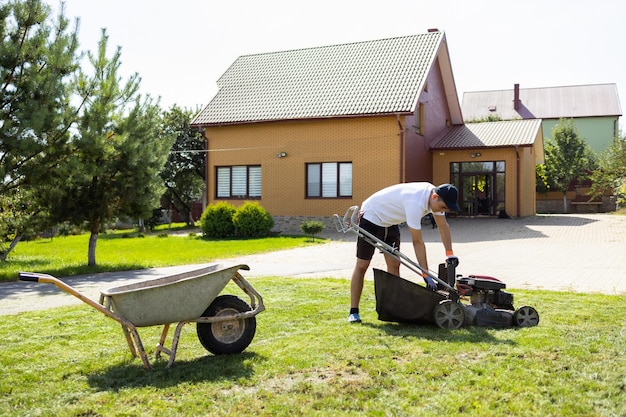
347;313;362;323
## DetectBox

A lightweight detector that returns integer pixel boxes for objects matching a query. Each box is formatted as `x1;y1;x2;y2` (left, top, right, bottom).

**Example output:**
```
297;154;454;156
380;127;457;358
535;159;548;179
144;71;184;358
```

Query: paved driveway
1;213;625;315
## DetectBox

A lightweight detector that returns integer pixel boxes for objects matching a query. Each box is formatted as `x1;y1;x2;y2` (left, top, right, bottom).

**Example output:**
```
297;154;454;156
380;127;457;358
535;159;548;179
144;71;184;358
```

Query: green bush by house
300;220;326;241
199;202;236;238
232;202;274;237
200;202;274;238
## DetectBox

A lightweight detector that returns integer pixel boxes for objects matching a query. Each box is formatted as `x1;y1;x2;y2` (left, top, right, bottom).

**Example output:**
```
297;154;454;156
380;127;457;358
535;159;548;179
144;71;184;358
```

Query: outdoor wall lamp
277;152;287;158
470;152;482;158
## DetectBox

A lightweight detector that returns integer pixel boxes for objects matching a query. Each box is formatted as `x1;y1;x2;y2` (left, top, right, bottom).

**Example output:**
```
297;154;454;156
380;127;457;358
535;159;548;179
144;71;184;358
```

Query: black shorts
356;218;401;260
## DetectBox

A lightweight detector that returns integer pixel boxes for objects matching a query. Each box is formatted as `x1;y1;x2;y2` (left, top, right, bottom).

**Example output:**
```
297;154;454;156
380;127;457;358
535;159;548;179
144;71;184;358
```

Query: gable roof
192;32;461;126
431;119;543;149
462;84;622;121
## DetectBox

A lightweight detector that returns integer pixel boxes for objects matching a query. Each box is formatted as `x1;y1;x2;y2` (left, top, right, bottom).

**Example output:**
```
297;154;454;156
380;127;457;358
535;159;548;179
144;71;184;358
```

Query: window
306;162;352;198
216;165;261;198
415;102;425;135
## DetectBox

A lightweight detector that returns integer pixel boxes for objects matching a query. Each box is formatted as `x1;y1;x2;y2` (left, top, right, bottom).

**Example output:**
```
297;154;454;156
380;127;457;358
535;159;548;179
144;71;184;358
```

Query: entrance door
461;174;493;216
451;161;506;217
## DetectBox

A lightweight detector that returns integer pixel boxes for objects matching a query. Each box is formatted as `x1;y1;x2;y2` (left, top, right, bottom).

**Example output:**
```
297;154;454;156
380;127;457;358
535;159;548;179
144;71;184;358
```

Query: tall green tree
0;0;80;260
589;133;626;207
543;118;596;213
159;105;205;226
49;30;174;266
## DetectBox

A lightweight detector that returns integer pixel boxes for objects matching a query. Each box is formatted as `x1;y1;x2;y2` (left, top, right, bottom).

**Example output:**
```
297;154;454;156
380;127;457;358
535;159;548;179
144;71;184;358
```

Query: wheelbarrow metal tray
374;268;446;324
100;263;250;327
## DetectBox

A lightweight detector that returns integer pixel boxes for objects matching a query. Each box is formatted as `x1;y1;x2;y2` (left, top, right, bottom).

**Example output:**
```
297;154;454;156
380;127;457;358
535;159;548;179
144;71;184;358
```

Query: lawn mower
334;206;539;329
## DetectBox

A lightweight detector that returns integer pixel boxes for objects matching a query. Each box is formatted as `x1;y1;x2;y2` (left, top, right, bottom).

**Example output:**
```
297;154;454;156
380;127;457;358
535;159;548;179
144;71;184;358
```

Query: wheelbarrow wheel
433;300;465;329
513;305;539;327
197;295;257;355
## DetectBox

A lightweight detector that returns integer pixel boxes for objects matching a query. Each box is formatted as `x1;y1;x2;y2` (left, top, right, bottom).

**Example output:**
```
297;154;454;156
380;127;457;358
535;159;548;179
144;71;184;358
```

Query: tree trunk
0;234;22;262
88;224;99;266
562;193;568;213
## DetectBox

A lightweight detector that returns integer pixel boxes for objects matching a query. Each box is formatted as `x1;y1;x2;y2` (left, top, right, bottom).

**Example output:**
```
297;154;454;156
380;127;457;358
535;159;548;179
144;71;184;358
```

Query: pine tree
49;30;174;266
0;0;79;260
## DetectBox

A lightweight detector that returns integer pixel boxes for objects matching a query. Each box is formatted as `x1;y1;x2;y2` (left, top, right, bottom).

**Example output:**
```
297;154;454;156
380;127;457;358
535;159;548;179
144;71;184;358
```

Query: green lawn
0;229;316;282
1;227;625;416
1;278;625;417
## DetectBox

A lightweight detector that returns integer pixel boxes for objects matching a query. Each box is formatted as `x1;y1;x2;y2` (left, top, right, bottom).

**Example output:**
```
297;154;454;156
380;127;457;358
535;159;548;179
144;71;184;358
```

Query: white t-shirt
361;182;443;230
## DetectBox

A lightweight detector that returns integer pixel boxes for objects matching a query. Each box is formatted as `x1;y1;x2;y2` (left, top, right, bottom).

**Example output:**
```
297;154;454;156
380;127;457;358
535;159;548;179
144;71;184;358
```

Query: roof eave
431;143;535;151
191;111;414;128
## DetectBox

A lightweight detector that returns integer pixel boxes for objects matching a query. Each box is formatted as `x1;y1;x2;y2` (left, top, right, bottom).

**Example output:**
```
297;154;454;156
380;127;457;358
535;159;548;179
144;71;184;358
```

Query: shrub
232;202;274;237
200;202;236;238
300;220;326;241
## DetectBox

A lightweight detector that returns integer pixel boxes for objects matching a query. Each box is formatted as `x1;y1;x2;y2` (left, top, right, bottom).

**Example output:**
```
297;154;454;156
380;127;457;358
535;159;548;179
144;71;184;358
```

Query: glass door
452;161;505;216
461;174;492;215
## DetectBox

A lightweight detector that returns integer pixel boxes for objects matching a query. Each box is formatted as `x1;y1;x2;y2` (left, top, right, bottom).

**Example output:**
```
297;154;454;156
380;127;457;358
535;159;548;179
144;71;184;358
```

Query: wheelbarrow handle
19;271;132;325
19;272;54;283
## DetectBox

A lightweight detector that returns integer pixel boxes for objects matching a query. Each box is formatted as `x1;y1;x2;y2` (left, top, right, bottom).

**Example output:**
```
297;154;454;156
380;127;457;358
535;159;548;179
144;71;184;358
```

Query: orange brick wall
518;145;537;216
203;116;406;216
204;117;543;218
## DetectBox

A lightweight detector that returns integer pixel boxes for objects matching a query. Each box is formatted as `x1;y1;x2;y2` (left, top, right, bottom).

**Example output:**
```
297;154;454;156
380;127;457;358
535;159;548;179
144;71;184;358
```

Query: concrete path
1;213;625;316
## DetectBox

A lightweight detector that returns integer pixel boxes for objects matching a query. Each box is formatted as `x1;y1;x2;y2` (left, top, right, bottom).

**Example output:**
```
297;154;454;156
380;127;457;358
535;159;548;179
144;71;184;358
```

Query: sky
46;0;625;129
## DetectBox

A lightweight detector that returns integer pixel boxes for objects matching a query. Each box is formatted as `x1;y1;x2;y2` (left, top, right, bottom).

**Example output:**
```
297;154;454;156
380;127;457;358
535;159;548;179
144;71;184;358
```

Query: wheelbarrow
18;263;264;370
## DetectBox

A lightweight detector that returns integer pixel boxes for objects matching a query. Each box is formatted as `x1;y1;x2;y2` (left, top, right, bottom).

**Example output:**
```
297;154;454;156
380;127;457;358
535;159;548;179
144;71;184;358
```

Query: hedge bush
199;202;236;238
232;201;274;237
300;220;326;241
200;202;274;238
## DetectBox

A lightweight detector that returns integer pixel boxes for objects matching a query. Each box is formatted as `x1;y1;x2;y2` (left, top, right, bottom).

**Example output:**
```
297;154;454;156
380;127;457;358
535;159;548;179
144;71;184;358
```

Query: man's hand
445;250;459;267
423;275;437;291
446;255;459;267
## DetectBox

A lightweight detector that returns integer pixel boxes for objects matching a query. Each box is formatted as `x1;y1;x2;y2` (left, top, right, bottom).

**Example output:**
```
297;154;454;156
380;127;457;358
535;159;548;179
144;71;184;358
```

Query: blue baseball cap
434;184;460;212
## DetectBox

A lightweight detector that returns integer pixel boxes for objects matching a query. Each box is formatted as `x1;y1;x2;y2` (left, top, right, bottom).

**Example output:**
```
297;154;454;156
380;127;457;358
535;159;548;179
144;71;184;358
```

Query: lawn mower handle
334;205;360;233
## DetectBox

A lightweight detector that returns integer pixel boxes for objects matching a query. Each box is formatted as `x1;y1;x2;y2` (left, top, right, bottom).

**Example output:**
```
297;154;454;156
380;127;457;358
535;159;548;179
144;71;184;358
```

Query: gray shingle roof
431;119;543;149
462;84;622;121
192;33;444;126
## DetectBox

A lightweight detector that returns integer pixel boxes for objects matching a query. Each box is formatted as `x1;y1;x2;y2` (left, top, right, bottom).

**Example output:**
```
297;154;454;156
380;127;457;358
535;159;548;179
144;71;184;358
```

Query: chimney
514;83;520;111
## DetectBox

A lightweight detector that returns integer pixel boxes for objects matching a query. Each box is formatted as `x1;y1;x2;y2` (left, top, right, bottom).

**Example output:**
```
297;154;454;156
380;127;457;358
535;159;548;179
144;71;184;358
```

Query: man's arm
409;226;438;290
408;227;428;271
433;214;453;253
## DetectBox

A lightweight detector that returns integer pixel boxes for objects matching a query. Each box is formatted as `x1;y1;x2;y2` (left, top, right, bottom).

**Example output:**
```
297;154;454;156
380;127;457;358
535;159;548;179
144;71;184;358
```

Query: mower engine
438;263;539;327
455;275;516;326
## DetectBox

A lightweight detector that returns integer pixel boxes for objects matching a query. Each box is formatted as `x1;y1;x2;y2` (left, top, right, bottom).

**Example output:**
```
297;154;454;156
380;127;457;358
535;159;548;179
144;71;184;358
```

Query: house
462;83;622;153
191;32;543;231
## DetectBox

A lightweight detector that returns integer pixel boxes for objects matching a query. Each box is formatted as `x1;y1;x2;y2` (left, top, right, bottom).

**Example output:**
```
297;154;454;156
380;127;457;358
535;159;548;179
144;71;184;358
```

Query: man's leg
383;253;401;276
350;257;371;309
349;219;382;323
383;225;402;276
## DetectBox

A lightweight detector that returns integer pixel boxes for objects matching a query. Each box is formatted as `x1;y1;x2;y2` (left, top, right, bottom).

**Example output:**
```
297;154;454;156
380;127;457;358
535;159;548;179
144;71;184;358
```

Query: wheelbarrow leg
155;323;171;361
155;321;187;368
168;321;187;368
121;323;153;370
121;325;138;358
